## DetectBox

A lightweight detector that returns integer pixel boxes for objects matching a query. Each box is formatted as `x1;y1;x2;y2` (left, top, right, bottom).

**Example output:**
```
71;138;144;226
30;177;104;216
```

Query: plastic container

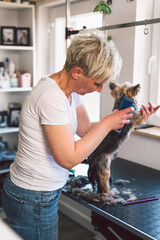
0;73;4;88
10;73;18;88
2;72;10;89
9;60;15;77
0;62;5;76
4;57;9;74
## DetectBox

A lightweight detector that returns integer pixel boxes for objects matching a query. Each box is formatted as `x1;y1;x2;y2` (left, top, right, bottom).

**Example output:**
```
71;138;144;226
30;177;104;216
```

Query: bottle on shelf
0;73;4;88
0;62;5;76
2;72;10;89
9;59;15;77
4;57;9;75
10;73;18;88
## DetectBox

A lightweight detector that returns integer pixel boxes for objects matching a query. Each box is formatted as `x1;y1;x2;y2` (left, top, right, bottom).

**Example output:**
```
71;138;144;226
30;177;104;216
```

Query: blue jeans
2;174;62;240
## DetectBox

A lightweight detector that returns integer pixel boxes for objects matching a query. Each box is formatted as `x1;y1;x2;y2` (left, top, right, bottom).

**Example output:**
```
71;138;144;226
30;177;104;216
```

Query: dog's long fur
87;82;145;194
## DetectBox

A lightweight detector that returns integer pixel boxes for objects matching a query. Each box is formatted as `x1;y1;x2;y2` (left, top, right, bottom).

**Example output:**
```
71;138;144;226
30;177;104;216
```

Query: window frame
49;11;103;123
148;0;160;127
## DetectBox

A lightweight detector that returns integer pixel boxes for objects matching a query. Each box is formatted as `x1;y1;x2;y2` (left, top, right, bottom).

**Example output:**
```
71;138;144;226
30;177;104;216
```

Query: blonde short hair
64;29;122;81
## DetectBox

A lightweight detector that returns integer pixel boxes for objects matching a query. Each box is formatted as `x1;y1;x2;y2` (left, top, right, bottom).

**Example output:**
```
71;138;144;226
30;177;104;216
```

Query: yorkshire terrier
87;81;145;194
65;82;147;203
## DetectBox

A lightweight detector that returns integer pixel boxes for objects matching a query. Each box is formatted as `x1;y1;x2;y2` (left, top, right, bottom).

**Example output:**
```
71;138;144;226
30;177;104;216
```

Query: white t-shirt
10;77;82;191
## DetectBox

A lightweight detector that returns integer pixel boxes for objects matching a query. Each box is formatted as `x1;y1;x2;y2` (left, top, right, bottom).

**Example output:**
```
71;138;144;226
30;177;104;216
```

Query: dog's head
109;82;140;109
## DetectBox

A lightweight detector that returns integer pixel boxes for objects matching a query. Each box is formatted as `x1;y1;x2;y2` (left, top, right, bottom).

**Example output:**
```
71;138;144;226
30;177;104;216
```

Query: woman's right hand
102;107;134;132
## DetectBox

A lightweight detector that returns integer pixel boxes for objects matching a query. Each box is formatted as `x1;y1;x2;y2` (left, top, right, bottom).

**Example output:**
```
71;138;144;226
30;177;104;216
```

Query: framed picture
0;111;8;128
16;28;30;46
0;27;16;45
8;108;21;127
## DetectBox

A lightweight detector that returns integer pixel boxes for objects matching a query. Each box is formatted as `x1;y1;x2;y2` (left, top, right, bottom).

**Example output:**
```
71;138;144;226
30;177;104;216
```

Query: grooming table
62;158;160;240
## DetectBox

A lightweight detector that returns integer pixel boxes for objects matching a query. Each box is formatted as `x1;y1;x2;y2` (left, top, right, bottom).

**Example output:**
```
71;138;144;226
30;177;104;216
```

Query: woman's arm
43;107;133;170
76;104;98;138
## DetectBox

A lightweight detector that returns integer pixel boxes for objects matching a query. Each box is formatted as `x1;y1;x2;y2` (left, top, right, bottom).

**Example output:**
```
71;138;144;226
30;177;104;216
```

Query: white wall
119;132;160;170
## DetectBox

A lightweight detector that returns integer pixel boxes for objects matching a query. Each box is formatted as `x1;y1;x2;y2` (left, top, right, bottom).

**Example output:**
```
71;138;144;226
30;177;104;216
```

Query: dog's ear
132;84;140;96
109;82;117;90
109;82;119;98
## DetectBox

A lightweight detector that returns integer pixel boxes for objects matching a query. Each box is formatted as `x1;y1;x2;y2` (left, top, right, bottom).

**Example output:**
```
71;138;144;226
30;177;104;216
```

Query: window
148;0;160;126
50;12;103;123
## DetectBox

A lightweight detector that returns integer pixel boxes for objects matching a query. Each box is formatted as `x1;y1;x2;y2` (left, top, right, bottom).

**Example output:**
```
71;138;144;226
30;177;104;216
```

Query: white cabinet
0;1;35;149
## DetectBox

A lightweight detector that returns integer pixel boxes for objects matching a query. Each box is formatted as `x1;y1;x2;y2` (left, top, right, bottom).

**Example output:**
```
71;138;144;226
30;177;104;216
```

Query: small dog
65;81;146;204
87;81;145;194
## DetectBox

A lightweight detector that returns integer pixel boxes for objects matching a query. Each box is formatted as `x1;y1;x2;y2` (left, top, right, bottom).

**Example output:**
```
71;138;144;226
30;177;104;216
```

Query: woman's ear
71;67;84;80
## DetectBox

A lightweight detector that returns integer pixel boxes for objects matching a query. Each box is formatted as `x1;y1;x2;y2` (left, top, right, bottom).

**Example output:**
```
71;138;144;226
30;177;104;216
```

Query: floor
59;211;95;240
0;210;95;240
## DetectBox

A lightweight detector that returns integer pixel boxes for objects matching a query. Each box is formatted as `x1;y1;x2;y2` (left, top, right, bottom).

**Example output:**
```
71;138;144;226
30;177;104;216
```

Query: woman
2;30;158;240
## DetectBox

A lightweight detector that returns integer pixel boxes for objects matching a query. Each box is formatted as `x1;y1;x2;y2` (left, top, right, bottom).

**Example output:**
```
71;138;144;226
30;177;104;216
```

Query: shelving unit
0;2;36;208
0;1;35;138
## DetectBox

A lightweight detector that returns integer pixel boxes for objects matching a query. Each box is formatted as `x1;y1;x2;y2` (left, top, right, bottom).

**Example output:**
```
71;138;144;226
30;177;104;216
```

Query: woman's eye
95;83;100;87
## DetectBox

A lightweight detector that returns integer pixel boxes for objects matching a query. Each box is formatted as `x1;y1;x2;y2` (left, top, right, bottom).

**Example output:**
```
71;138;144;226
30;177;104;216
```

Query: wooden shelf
134;126;160;140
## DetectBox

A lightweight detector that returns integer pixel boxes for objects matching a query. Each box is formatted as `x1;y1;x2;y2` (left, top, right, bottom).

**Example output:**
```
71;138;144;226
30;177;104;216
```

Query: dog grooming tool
123;197;159;206
118;96;135;111
116;96;134;133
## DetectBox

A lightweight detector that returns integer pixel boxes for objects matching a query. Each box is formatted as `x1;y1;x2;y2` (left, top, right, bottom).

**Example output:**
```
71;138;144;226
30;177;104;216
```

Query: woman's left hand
141;102;160;122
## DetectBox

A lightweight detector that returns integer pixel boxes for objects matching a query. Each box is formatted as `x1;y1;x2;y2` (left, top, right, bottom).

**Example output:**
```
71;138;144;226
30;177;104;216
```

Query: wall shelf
0;46;34;51
0;87;32;93
0;128;19;134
